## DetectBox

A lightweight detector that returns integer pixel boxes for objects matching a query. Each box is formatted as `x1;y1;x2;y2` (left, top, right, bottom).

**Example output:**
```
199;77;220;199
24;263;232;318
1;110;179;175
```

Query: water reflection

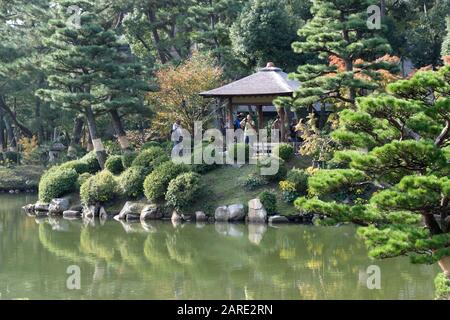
0;194;440;300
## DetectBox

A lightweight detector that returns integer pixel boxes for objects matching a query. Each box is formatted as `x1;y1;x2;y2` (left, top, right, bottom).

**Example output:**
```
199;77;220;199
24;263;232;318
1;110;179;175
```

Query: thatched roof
200;63;300;98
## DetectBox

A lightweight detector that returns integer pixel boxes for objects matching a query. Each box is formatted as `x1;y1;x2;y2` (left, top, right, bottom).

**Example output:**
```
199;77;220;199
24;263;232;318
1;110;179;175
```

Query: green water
0;194;439;300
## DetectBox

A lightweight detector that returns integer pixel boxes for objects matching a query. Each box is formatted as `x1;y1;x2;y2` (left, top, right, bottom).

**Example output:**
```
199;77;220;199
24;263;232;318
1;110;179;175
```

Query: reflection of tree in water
35;218;439;299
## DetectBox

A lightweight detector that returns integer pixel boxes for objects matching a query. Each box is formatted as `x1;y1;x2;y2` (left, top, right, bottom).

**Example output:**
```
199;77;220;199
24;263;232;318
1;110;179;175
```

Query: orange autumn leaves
327;54;401;84
147;52;223;137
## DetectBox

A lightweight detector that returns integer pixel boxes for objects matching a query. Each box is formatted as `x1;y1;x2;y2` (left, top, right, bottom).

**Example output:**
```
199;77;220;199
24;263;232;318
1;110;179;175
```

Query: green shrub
39;167;79;202
105;155;124;175
59;160;90;174
141;141;161;150
121;151;138;169
240;172;269;190
165;172;203;211
80;170;120;205
119;166;147;198
144;161;191;201
104;140;121;155
257;156;287;182
77;172;92;187
273;143;294;161
231;143;251;162
279;180;298;203
286;168;309;194
435;273;450;300
3;151;20;164
80;151;101;173
132;147;169;172
258;191;277;215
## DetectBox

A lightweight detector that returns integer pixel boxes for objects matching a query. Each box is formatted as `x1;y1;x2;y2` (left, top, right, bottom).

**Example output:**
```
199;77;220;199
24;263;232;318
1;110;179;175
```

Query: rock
214;206;230;222
247;199;267;223
118;201;147;220
195;211;207;222
48;197;71;215
22;204;35;212
34;202;49;212
126;213;141;222
268;215;290;224
35;210;48;217
228;204;246;221
69;204;83;212
140;204;163;220
82;205;98;218
182;214;193;221
63;210;82;218
99;206;108;220
171;211;182;223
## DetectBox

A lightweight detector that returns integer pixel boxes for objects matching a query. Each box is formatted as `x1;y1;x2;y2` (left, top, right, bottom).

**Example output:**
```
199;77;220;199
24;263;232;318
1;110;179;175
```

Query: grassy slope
0;165;45;191
191;156;311;216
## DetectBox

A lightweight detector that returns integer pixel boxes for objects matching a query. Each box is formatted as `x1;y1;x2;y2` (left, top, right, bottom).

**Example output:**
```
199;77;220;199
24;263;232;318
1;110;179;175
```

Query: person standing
171;120;183;145
241;114;257;144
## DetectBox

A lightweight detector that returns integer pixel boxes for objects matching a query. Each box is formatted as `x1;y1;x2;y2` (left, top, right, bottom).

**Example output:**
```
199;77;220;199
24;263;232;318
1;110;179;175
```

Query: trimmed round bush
273;143;294;161
258;191;277;215
143;161;191;201
119;166;147;198
80;151;101;173
77;172;92;187
132;147;169;172
105;155;124;175
39;167;79;202
286;168;309;194
257;156;287;182
121;151;138;169
165;172;203;211
60;160;90;174
80;170;119;205
231;143;251;162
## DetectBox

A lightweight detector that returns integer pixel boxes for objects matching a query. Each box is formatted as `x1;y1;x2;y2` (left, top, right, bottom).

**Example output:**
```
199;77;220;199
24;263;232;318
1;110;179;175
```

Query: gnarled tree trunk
68;115;84;157
0;108;5;152
109;109;131;150
84;106;106;169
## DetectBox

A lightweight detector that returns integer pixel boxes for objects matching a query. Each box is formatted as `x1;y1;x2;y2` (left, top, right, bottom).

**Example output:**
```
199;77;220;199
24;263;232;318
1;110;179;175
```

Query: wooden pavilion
199;62;300;142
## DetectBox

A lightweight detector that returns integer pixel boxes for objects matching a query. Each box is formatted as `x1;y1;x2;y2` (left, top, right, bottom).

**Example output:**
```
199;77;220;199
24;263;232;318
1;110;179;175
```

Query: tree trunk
0;108;5;152
84;106;106;169
277;107;287;142
0;96;33;138
68;115;84;157
256;106;264;131
4;116;17;151
109;109;131;150
35;96;45;144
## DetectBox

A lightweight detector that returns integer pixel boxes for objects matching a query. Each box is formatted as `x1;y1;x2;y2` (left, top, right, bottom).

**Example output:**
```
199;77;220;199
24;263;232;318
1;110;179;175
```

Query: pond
0;194;440;300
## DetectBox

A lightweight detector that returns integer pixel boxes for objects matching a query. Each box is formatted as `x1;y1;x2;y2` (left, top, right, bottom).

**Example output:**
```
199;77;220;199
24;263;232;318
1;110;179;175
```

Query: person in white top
171;120;183;145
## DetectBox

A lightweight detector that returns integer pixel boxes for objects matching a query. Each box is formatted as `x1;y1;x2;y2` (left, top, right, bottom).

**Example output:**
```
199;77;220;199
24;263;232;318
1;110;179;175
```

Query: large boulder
34;202;49;212
214;206;230;222
63;210;82;219
268;215;290;224
195;211;207;222
117;201;147;220
22;204;35;213
228;204;246;221
171;211;182;224
82;205;98;218
48;197;71;215
140;204;163;221
247;199;267;223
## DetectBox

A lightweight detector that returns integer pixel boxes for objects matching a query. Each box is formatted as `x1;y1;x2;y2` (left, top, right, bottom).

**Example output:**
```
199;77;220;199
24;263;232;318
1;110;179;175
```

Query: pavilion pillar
256;105;264;130
226;97;234;130
277;106;287;142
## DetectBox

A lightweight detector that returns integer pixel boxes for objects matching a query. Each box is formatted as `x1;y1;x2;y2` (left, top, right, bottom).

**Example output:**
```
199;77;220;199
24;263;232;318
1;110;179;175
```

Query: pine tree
186;0;245;76
37;0;117;168
442;16;450;59
284;0;395;110
295;65;450;275
230;0;302;71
